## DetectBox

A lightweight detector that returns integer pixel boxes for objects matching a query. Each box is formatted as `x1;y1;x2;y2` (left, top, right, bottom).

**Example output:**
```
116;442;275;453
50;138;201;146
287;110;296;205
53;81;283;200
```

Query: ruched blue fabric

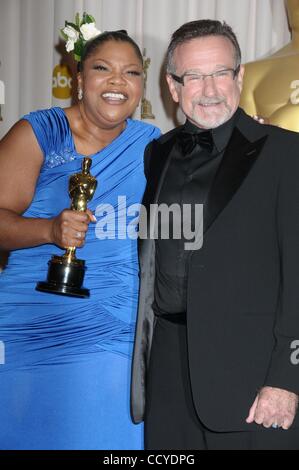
0;107;160;449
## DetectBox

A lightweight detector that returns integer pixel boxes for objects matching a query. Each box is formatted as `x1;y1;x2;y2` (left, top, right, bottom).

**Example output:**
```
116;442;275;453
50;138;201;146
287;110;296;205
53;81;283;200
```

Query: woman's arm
0;120;93;251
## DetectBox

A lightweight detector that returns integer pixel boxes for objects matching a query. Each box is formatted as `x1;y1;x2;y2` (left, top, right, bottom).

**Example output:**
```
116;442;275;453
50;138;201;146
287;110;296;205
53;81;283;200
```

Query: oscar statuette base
36;255;89;298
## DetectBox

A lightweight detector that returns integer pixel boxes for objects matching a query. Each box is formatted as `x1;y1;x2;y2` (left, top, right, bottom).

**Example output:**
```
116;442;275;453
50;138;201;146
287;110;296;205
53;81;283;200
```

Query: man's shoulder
143;125;183;177
237;108;299;172
152;125;183;146
237;107;299;142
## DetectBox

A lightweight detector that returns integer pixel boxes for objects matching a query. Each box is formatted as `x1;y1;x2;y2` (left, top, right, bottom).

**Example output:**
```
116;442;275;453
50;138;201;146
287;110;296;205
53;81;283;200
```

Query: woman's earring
78;88;83;100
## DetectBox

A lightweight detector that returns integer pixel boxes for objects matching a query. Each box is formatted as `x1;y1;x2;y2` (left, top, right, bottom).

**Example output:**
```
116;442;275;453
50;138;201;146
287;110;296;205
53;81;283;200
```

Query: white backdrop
0;0;290;137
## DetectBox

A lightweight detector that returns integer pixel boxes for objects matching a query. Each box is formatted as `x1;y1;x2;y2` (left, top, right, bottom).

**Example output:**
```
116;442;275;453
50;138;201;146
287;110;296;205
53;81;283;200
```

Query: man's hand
246;386;298;429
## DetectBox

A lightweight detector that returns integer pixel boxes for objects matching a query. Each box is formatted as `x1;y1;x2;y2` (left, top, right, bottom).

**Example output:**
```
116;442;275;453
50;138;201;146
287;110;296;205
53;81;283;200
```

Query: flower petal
80;23;101;41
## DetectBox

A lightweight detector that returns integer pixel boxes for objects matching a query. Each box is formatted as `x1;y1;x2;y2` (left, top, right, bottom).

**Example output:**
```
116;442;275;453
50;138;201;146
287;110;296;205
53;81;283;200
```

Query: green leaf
75;12;80;27
74;39;84;58
81;12;95;24
67;22;80;31
74;53;81;62
85;14;95;23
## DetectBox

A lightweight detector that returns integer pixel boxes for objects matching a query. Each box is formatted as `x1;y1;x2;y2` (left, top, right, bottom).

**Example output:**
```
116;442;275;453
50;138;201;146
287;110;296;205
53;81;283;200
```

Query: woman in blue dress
0;30;160;449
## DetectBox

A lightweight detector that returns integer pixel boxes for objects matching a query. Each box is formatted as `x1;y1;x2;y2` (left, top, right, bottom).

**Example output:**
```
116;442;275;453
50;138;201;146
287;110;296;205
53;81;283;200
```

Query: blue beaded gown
0;107;160;450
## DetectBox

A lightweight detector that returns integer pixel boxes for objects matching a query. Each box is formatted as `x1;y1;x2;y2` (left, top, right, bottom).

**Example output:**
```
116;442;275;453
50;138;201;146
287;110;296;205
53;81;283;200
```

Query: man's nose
201;75;217;96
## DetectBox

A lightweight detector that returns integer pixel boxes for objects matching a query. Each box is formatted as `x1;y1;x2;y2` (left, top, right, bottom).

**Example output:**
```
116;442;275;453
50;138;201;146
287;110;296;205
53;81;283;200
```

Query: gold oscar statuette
36;157;97;298
141;50;155;120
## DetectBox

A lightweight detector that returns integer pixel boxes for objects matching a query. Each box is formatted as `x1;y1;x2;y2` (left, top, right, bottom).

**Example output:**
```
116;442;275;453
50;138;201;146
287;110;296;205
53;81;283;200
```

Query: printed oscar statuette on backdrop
141;50;155;120
36;157;97;298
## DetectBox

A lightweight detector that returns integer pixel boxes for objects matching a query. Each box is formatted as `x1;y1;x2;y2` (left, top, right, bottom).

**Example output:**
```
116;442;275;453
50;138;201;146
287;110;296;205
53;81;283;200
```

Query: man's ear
237;64;245;92
166;74;179;103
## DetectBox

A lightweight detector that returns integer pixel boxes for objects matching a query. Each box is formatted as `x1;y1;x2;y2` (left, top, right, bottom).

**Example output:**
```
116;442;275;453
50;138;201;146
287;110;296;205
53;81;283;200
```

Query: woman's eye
94;65;108;71
126;71;142;76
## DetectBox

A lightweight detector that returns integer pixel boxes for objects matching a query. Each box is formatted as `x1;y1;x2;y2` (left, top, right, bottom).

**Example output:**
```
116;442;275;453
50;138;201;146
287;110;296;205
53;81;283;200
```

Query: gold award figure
240;0;299;132
141;49;155;119
36;157;97;298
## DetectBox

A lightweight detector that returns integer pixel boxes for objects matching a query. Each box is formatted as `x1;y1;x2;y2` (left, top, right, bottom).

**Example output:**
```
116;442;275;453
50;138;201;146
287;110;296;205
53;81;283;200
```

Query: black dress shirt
153;110;239;317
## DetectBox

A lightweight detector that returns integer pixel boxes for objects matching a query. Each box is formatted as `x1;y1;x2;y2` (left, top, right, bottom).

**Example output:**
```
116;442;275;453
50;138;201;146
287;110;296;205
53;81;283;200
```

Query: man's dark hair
78;30;143;71
166;19;241;73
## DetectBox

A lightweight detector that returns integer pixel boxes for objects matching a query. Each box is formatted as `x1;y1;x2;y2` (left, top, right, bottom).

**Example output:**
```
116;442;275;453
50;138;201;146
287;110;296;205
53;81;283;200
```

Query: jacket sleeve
264;138;299;395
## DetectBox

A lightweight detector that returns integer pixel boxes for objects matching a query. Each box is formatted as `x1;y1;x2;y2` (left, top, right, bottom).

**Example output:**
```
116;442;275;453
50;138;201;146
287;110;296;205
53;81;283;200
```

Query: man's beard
189;97;233;129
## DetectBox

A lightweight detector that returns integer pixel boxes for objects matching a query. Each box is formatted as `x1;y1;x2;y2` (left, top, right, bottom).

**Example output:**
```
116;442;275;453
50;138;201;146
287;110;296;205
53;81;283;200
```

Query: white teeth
102;92;127;100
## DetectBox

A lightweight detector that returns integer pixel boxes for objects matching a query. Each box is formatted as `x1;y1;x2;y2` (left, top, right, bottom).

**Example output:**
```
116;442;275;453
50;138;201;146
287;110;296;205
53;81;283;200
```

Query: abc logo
52;65;72;99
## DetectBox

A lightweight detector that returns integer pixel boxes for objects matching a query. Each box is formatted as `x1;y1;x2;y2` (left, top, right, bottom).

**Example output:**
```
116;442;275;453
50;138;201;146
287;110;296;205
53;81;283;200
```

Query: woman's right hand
49;209;96;249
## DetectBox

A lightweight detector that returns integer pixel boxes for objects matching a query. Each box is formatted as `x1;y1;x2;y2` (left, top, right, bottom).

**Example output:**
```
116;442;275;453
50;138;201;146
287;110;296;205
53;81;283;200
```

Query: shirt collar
183;108;240;153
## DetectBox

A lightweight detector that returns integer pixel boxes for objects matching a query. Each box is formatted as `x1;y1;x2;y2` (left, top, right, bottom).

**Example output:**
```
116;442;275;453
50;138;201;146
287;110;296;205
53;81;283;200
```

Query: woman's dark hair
78;30;143;71
166;19;242;73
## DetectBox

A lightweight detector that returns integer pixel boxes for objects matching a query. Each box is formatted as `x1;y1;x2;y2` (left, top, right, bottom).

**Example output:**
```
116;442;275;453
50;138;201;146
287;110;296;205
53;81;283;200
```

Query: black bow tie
177;130;214;154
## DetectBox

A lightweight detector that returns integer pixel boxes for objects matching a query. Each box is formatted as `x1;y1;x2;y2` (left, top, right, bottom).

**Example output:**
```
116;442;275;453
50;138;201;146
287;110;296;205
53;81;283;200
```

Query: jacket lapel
143;111;268;239
139;131;179;252
142;131;179;209
204;126;267;233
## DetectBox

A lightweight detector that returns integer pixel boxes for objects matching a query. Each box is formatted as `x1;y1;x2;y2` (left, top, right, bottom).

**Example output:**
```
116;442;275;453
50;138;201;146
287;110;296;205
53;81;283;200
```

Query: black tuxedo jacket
131;108;299;431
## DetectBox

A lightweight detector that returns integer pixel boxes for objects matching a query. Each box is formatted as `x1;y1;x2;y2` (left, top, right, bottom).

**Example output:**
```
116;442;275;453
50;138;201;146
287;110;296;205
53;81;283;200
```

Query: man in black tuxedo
131;19;299;449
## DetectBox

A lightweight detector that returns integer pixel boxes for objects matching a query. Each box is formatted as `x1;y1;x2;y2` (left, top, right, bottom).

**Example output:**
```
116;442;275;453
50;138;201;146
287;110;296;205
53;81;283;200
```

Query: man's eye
216;70;229;77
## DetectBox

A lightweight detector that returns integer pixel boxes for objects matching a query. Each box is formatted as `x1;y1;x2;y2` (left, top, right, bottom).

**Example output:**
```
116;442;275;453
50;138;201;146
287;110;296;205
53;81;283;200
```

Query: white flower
80;22;101;41
62;25;80;42
65;39;75;52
